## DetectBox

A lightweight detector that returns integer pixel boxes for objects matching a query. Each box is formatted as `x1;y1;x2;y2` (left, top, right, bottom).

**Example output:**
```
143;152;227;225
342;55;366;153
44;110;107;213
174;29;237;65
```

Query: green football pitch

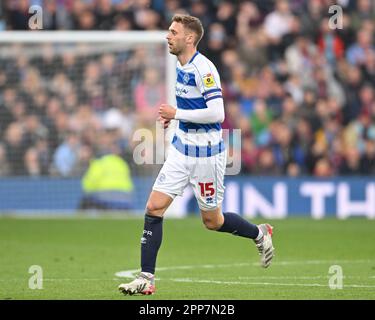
1;216;375;300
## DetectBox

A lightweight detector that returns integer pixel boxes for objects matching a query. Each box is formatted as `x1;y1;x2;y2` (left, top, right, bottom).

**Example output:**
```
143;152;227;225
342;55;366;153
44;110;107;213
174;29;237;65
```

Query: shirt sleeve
175;97;225;124
193;60;223;103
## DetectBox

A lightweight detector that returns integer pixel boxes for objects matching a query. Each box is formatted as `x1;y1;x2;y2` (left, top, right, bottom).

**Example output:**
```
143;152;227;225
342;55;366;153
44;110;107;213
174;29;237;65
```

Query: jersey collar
188;51;199;64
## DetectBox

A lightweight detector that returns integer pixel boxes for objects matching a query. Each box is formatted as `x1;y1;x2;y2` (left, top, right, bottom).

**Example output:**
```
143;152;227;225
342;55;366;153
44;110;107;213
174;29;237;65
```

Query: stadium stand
0;0;374;179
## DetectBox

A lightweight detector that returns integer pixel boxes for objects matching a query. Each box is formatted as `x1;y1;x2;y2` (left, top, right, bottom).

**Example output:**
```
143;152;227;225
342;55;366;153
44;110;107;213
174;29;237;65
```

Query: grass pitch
0;216;375;300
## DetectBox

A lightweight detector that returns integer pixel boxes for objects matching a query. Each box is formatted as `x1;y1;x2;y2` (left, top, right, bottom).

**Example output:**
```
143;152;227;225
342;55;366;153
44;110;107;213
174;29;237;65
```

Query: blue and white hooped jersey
173;51;224;157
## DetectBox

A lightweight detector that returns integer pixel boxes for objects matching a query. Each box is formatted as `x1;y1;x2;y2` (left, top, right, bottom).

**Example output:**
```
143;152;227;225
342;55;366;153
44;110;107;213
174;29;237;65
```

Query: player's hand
158;116;171;129
159;104;176;120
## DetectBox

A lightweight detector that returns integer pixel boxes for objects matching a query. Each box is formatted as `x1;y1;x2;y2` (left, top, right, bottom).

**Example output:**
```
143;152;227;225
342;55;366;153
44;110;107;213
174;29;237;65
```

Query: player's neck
177;48;197;66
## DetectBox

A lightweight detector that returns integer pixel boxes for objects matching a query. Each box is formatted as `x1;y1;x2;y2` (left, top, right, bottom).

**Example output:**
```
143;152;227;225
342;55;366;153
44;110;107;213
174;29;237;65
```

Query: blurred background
0;0;374;217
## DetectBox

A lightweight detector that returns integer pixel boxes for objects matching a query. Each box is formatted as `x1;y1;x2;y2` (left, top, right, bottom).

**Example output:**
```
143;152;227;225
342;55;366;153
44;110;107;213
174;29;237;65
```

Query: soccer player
119;14;275;296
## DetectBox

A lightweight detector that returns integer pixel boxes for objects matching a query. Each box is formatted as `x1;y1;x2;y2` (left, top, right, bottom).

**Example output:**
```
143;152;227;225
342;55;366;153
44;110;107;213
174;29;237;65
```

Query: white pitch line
114;262;250;278
115;259;375;279
238;276;365;280
0;278;119;282
114;259;375;289
272;259;375;266
169;278;375;289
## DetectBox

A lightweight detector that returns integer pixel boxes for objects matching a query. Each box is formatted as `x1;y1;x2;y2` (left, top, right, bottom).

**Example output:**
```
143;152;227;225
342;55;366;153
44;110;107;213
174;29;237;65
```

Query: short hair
171;14;204;46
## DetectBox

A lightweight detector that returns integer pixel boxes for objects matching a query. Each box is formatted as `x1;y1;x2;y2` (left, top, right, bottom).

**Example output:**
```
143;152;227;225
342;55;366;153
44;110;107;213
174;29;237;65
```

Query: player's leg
192;151;275;268
200;206;274;267
140;190;173;276
119;147;189;295
145;190;173;217
200;206;259;238
200;206;261;243
118;190;172;295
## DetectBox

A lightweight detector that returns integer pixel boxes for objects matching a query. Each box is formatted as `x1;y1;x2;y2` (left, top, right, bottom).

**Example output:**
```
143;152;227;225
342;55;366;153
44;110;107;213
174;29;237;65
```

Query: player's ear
186;32;195;45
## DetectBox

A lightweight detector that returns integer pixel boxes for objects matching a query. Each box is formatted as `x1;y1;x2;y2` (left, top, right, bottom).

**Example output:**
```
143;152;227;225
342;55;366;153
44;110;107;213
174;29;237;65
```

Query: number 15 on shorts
198;182;215;197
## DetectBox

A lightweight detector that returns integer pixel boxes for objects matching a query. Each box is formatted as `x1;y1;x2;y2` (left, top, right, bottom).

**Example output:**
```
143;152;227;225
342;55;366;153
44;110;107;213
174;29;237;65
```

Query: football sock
217;212;260;239
141;214;163;275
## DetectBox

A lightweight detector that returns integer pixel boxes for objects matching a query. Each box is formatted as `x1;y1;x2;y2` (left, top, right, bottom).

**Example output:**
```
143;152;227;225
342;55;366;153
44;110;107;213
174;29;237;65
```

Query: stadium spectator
0;88;17;136
350;0;375;33
0;143;10;176
52;131;80;177
4;122;27;175
250;99;272;146
0;12;6;31
238;32;268;73
24;147;42;177
69;104;102;134
189;0;213;31
362;51;375;87
286;161;301;177
280;95;299;130
299;0;324;40
163;0;181;23
215;1;236;39
34;137;51;176
75;9;96;30
339;147;362;175
241;135;258;174
113;12;133;30
360;139;375;174
42;0;73;30
134;67;166;125
314;157;334;177
95;0;115;30
264;0;297;60
346;28;375;67
79;150;134;210
264;0;294;43
271;122;305;174
317;18;345;67
204;22;227;71
285;33;317;82
5;0;30;30
254;147;281;176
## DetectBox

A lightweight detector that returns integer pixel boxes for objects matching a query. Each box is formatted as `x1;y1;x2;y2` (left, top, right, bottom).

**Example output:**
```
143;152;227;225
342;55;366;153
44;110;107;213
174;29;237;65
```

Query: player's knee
146;200;165;216
202;217;221;231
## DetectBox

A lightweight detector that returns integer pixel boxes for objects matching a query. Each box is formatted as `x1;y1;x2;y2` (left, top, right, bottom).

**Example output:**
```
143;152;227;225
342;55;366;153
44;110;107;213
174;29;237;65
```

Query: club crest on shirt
203;73;215;88
183;73;190;85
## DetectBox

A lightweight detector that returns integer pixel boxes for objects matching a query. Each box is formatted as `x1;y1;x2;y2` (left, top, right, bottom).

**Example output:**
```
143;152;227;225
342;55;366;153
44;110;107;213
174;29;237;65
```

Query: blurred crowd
0;0;375;178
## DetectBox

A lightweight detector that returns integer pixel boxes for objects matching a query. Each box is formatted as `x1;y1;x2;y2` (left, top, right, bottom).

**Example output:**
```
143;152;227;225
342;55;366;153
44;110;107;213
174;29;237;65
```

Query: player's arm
157;115;173;128
159;64;225;124
159;97;224;124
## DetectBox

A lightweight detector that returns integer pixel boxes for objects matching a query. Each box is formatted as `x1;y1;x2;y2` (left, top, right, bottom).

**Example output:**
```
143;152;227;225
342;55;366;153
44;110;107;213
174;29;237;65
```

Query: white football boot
118;273;156;295
254;224;275;268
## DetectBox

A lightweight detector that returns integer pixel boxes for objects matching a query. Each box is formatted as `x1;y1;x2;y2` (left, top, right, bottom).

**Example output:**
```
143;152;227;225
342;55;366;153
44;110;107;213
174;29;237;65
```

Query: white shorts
153;145;227;211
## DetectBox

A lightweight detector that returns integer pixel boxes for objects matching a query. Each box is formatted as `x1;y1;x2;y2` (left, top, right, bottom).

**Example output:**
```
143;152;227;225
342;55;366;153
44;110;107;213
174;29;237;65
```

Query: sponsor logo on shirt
203;73;215;88
176;86;189;96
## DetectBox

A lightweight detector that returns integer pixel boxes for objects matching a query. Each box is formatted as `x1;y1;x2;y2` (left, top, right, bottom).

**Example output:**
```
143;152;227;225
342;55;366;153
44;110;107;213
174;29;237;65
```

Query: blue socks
140;212;259;275
141;214;163;274
217;212;259;239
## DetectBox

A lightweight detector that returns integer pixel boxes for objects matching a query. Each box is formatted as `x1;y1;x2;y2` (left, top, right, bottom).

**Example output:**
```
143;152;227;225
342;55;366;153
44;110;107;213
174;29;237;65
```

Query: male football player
119;14;274;296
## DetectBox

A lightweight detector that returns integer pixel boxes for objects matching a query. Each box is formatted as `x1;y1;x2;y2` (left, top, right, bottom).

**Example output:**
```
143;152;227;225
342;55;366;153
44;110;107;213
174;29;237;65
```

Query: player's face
166;22;189;56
